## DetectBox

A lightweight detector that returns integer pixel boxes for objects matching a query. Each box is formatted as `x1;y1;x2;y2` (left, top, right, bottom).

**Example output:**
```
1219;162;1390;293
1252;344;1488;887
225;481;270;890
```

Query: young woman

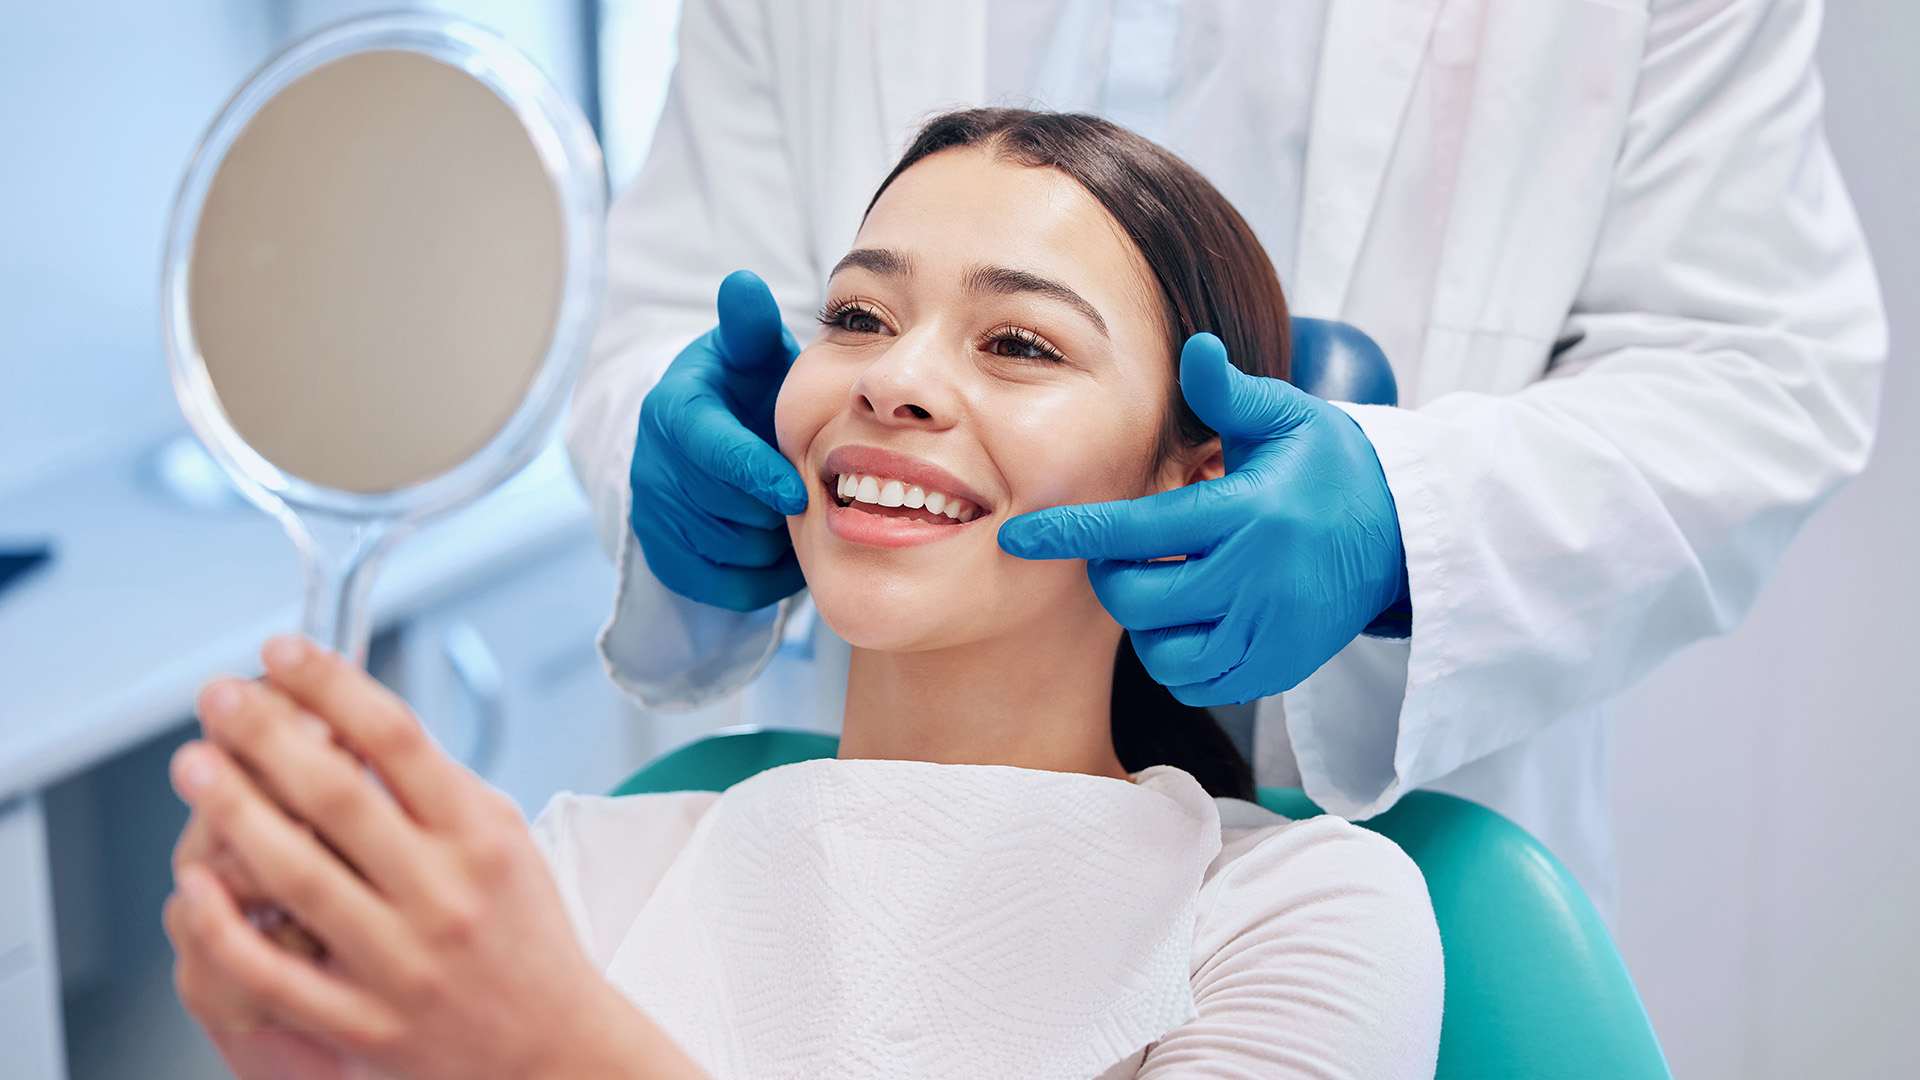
165;110;1443;1080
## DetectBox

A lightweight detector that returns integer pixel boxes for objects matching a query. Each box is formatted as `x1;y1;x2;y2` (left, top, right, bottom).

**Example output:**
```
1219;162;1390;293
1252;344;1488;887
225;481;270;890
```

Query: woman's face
775;148;1201;653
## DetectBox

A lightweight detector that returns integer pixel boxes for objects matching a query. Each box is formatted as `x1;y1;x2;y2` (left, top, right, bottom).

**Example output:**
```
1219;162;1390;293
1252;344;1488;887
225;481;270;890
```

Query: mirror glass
163;15;604;659
191;49;565;494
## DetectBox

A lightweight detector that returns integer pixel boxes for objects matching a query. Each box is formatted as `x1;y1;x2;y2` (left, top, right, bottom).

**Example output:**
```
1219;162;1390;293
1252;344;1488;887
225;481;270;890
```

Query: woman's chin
794;514;1085;654
809;588;974;654
794;519;986;652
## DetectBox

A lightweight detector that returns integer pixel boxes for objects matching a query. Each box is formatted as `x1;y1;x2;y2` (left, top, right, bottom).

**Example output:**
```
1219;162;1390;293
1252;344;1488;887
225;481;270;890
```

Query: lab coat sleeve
1288;0;1887;818
564;0;817;708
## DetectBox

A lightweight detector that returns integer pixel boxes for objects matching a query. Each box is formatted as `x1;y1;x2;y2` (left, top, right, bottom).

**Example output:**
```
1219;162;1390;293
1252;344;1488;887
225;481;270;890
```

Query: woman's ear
1156;438;1223;493
1184;439;1224;485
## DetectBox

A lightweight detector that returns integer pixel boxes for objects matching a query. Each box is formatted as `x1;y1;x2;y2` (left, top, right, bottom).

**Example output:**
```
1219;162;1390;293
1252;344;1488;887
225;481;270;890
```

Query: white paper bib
604;758;1222;1080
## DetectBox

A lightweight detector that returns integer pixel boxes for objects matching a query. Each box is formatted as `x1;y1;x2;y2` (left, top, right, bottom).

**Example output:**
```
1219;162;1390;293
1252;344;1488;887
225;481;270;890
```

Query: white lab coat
566;0;1887;912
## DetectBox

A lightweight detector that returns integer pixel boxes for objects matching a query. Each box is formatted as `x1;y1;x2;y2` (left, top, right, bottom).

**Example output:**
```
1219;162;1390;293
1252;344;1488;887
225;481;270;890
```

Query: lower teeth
842;498;960;523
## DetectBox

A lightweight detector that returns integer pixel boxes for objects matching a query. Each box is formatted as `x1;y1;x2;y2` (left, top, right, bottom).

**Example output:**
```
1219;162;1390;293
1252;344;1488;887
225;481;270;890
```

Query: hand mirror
163;14;605;663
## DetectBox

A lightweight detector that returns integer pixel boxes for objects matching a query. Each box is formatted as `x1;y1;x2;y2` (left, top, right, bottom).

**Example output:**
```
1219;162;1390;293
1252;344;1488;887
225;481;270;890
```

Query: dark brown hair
869;109;1293;801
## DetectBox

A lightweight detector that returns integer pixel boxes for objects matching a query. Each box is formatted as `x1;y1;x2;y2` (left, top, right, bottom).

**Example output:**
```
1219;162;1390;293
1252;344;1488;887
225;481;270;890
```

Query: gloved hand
997;333;1410;705
630;270;808;612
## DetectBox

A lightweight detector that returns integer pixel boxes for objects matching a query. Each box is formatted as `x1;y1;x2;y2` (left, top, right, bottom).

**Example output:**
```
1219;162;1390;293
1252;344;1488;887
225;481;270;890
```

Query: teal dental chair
613;729;1672;1080
607;320;1671;1077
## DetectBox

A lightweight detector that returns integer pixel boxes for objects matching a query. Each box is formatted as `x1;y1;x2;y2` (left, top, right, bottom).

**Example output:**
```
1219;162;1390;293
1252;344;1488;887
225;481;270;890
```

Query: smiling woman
165;110;1443;1080
551;110;1442;1077
781;109;1293;798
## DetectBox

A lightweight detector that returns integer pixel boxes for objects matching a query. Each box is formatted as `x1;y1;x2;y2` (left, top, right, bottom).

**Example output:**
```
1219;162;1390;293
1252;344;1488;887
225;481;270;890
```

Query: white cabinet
0;796;66;1080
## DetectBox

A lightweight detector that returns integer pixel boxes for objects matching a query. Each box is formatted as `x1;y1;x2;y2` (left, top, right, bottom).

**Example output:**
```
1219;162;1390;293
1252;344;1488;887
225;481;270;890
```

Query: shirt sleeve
564;0;820;707
1128;816;1444;1080
1289;0;1886;819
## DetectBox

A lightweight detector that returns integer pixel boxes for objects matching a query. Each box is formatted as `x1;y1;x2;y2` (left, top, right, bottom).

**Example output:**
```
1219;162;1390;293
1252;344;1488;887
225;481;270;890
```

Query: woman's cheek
1002;424;1154;513
773;348;831;466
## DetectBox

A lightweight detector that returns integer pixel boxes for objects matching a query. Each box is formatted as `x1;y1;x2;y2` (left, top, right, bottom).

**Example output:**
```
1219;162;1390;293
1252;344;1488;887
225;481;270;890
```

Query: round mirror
162;14;605;661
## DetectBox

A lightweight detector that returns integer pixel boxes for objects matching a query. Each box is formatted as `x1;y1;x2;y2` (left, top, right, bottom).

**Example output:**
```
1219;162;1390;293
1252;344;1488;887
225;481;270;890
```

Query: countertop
0;433;594;800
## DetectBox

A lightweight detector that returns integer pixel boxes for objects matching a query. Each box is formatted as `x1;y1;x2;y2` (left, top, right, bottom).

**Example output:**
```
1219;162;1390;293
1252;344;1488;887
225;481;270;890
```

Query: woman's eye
825;305;886;334
986;330;1064;363
817;299;890;336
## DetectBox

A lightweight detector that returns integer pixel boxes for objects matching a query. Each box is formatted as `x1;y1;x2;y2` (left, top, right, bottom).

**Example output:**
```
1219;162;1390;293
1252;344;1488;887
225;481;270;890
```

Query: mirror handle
289;515;406;666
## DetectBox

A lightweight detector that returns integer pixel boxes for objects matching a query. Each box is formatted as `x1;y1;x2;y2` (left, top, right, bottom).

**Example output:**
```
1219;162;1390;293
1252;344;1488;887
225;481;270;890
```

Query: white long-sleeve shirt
532;762;1444;1079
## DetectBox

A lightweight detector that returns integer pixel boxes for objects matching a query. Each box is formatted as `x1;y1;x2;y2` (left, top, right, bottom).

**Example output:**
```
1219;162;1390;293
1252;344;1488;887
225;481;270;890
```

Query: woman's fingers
196;676;433;906
205;1030;364;1080
170;883;374;1080
171;863;398;1041
171;740;422;989
258;637;472;832
168;887;270;1032
176;807;268;902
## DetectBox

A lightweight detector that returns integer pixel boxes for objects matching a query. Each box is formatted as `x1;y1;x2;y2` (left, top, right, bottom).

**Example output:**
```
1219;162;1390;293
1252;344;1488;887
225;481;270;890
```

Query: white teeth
834;472;980;522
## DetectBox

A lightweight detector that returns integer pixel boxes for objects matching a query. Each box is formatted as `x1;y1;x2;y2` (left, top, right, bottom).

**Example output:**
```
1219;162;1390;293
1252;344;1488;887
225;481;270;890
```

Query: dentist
566;0;1886;911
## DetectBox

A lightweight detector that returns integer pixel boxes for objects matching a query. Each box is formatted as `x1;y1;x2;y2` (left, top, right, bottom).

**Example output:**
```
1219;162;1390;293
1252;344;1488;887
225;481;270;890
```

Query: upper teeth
835;473;978;522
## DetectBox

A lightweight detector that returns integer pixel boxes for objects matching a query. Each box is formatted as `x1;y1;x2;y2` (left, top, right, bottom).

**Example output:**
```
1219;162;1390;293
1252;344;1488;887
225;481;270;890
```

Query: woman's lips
820;445;992;517
816;444;994;548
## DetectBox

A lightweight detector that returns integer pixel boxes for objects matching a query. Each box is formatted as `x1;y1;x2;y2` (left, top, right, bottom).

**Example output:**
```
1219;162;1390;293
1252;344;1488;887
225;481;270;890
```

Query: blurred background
0;1;1912;1078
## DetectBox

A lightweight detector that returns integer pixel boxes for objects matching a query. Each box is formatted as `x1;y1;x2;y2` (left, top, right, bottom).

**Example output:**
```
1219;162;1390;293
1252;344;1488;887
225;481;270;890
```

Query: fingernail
264;636;308;670
200;680;242;722
295;714;331;743
173;745;214;797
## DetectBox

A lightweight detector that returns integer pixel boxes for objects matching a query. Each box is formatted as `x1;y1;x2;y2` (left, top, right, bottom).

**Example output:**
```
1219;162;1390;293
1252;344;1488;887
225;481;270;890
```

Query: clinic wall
0;2;278;500
1610;3;1920;1078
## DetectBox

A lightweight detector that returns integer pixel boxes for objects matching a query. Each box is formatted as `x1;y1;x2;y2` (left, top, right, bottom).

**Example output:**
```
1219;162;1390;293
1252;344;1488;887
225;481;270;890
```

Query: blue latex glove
630;271;809;612
997;333;1411;705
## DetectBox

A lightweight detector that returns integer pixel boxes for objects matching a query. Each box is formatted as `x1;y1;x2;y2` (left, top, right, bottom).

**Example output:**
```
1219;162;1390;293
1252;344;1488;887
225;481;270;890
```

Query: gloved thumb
1179;332;1313;444
716;270;798;376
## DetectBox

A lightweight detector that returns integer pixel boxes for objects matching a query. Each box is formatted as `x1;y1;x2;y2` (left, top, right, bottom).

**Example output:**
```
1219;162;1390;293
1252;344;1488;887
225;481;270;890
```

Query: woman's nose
851;331;959;427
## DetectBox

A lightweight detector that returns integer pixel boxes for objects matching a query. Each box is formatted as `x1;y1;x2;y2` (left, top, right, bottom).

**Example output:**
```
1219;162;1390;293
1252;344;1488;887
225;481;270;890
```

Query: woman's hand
166;636;704;1080
169;797;367;1079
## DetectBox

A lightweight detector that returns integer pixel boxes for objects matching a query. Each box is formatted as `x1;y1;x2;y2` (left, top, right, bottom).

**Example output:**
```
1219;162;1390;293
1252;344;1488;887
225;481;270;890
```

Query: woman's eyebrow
830;247;912;278
965;264;1109;338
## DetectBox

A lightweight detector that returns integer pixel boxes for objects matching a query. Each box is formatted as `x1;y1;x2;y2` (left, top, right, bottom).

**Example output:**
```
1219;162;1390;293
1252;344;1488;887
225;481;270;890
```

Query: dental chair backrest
614;729;1673;1080
1289;316;1399;407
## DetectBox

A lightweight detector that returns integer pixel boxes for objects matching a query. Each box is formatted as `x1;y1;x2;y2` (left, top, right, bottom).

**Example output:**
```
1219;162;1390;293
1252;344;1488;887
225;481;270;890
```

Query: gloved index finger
996;483;1229;562
664;386;808;515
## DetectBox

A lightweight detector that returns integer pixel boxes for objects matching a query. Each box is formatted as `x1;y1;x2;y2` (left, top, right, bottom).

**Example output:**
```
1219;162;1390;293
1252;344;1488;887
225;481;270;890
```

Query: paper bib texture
604;759;1221;1080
